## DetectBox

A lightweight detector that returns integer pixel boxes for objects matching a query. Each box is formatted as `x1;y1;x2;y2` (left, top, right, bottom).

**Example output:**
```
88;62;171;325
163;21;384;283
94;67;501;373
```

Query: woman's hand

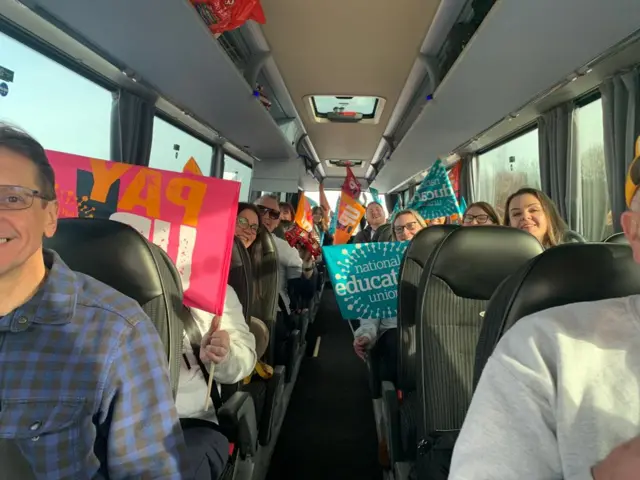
200;316;230;364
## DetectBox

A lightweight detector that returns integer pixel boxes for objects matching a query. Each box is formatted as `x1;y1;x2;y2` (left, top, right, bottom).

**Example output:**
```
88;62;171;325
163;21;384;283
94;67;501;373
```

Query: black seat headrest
475;243;640;387
604;232;628;244
404;225;458;269
44;218;163;305
427;226;544;299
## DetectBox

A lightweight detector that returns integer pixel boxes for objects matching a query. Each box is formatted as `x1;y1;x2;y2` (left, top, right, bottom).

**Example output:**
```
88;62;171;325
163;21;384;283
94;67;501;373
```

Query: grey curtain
110;90;155;166
458;155;473;204
538;103;574;227
601;66;640;232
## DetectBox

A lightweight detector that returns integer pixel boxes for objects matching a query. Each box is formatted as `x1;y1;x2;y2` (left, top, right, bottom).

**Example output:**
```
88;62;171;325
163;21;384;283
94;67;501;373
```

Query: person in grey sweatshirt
450;141;640;480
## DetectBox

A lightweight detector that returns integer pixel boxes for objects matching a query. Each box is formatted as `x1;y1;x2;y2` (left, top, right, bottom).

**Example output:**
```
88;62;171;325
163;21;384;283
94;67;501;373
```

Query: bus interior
2;0;640;478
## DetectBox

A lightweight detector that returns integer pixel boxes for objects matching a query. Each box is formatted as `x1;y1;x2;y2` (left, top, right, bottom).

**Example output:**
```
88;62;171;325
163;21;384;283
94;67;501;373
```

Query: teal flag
407;159;461;220
323;241;409;320
369;187;382;204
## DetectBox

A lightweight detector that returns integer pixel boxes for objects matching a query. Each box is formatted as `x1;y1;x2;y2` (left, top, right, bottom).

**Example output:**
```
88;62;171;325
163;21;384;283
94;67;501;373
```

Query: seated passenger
0;125;186;477
279;201;295;230
312;205;334;246
234;202;273;380
254;194;313;312
352;209;426;384
461;201;501;226
449;172;640;478
354;202;387;243
503;187;567;248
177;284;257;479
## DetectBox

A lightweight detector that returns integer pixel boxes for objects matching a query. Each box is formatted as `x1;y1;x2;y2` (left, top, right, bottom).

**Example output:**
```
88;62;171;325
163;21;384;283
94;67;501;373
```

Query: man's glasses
463;214;490;224
236;216;259;233
0;185;53;211
393;222;418;234
257;205;280;220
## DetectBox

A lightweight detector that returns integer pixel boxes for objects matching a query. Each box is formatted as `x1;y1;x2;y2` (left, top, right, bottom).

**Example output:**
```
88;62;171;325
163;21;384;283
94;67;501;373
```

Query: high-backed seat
382;225;458;466
603;232;628;244
244;229;286;447
228;236;253;323
415;226;544;478
474;243;640;388
43;218;183;395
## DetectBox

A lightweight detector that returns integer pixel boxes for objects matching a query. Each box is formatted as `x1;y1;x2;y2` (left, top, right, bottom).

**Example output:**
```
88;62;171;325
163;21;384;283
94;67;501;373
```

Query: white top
176;285;257;423
272;235;303;313
354;317;397;343
450;295;640;480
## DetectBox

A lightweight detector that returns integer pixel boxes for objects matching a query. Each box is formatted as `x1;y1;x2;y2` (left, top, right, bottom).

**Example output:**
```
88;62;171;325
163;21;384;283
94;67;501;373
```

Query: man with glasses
0;125;186;478
254;194;313;313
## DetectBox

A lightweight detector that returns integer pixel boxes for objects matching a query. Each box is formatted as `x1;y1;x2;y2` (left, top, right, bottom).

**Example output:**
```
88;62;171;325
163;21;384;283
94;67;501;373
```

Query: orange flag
183;157;203;176
294;191;314;232
333;191;366;245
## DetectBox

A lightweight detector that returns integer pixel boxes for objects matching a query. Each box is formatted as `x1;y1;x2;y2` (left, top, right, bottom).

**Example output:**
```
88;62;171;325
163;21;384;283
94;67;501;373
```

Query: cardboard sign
333;191;366;245
324;241;409;320
48;150;240;315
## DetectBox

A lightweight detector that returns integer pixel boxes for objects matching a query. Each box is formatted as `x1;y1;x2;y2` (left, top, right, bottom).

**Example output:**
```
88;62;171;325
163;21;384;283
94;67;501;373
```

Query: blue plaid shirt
0;250;188;479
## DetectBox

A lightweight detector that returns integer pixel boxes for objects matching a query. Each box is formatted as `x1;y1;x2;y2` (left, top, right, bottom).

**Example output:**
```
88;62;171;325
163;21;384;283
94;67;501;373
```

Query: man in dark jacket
353;202;387;243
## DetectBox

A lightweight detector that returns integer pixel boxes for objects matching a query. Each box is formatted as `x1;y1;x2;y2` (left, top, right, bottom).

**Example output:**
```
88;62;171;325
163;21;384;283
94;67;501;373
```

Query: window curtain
538;103;575;227
601;66;640;232
110;89;155;166
458;155;474;204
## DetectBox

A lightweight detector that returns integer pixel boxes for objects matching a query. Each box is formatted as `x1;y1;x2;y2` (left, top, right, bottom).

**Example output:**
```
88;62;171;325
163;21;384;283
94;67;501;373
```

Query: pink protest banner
47;150;240;315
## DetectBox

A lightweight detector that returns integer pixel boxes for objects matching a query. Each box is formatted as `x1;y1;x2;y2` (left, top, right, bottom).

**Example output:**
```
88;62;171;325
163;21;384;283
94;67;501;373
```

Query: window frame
150;111;218;175
0;17;117;93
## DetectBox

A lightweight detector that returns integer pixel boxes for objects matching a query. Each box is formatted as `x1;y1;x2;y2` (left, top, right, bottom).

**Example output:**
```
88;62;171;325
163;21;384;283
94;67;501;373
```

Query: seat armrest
218;391;258;458
382;381;403;465
258;365;285;446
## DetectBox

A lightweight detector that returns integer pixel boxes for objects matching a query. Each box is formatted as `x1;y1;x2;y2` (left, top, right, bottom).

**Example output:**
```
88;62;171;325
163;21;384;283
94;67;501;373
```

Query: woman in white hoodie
177;284;257;480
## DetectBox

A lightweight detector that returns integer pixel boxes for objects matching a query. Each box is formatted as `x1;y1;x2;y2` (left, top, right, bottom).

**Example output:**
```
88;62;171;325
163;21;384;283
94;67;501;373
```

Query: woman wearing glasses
461;202;501;227
391;209;428;241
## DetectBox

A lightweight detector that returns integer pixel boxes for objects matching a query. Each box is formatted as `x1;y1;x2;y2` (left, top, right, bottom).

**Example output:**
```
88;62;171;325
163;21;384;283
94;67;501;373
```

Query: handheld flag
183;157;204;176
407;159;461;220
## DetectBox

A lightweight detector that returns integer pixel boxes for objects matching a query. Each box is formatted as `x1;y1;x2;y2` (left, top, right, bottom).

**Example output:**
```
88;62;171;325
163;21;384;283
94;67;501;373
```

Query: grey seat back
43;218;183;397
604;232;628;244
228;237;253;323
252;229;280;364
475;243;640;387
415;226;543;475
397;225;457;392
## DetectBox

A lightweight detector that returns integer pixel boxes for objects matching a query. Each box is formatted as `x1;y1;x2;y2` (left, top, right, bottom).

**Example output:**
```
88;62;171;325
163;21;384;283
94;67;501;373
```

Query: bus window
223;154;252;201
149;117;213;174
0;31;111;159
575;98;611;241
474;128;541;217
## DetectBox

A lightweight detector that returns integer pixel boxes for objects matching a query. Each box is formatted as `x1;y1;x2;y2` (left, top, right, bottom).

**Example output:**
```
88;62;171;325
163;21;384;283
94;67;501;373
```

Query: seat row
364;225;640;479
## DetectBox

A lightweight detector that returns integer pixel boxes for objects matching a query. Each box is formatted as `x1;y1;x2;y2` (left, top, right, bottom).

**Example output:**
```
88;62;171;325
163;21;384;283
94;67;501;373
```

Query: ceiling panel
260;0;441;179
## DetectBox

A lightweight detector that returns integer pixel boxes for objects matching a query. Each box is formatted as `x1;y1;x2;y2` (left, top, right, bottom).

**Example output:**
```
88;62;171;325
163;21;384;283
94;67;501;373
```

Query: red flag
341;166;361;199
